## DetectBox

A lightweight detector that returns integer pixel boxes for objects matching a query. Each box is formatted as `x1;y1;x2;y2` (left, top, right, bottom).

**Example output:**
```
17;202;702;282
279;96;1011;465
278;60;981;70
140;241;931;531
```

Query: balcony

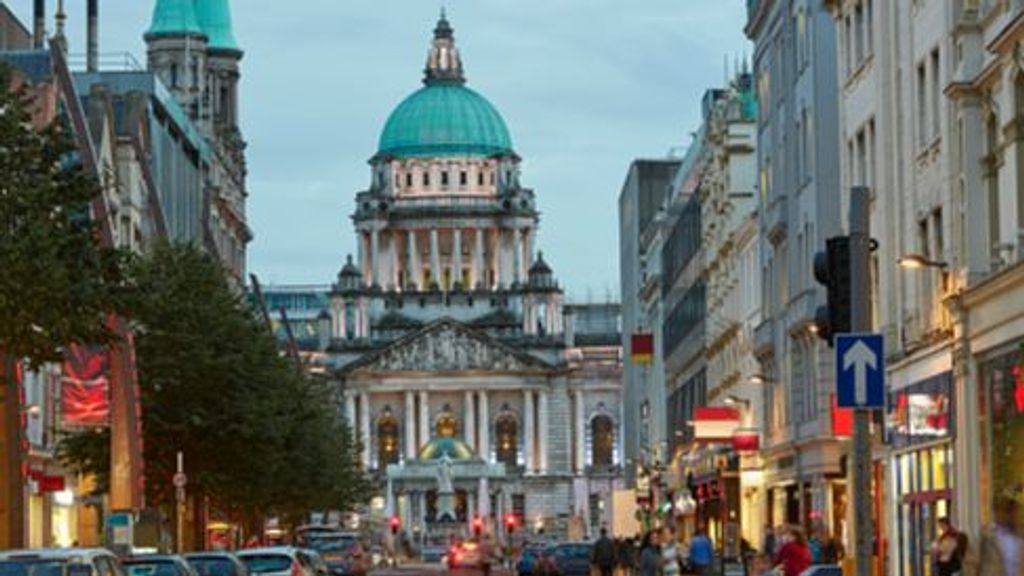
764;195;788;245
753;317;774;357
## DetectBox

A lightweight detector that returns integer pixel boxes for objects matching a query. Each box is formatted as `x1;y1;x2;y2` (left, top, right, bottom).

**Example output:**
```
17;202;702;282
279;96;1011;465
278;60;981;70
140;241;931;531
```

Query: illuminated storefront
887;371;954;576
980;343;1024;523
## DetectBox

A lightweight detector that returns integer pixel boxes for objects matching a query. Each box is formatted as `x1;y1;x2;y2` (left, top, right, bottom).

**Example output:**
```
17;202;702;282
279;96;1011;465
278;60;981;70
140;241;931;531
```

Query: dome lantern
336;254;362;292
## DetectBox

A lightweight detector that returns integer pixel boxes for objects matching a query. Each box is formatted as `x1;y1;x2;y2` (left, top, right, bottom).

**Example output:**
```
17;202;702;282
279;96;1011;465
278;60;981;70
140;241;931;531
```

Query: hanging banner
61;344;110;427
631;333;654;364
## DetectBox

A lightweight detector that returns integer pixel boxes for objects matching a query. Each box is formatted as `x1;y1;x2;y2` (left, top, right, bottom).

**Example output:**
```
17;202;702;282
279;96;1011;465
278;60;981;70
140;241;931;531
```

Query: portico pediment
344;318;553;374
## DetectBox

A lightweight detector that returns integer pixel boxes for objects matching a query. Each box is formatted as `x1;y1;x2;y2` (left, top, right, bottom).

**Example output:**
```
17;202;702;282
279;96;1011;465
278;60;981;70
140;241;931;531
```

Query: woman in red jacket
775;527;813;576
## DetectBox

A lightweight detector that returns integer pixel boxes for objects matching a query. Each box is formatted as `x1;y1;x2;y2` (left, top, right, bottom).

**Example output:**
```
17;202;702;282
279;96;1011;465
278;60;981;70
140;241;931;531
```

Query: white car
0;548;123;576
236;548;317;576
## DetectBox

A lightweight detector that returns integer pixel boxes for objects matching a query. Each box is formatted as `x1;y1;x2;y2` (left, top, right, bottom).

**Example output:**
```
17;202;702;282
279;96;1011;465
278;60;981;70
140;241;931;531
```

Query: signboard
630;334;654;364
61;344;110;427
835;334;885;409
692;407;740;440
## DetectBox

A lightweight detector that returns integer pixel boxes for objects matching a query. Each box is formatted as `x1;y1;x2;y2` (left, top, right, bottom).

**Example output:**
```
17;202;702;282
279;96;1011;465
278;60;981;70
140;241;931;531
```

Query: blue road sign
835;333;885;409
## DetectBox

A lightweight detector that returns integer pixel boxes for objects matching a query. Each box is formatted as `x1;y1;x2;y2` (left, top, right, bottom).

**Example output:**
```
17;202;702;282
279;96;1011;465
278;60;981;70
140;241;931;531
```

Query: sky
7;0;751;301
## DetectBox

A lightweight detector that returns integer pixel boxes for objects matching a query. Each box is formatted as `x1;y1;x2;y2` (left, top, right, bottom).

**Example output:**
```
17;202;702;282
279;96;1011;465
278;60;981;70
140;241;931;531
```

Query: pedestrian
478;533;496;576
774;527;812;576
592;527;619;576
688;527;714;576
661;526;680;576
638;531;662;576
964;497;1024;576
932;516;963;576
762;525;777;557
618;537;638;576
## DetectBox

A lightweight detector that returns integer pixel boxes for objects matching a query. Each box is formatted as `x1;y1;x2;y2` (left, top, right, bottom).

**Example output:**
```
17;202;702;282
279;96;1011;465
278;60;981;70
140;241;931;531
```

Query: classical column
538;391;549;474
430;228;441;288
574;390;586;473
452;228;463;288
493;228;505;287
360;392;372;469
523;390;535;473
357;231;368;286
525;228;536;269
391;231;401;290
478;390;490;462
407;229;419;290
386;477;395;516
370;228;381;287
474;228;485;289
478;477;490;518
405;392;417;460
345;394;356;428
418;391;430;448
512;229;523;285
464;390;476;450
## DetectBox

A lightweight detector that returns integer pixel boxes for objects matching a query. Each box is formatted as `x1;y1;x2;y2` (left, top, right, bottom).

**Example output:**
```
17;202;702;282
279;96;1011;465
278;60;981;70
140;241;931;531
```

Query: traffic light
472;514;483;537
504;513;517;535
813;236;852;346
389;515;400;535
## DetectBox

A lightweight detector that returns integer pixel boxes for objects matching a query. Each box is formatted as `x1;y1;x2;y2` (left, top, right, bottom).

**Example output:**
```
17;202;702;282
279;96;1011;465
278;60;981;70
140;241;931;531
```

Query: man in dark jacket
591;528;618;576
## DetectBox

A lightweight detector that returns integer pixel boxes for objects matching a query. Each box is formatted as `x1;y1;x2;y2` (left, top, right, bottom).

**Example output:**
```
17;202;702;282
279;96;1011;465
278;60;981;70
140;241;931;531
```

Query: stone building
307;15;624;541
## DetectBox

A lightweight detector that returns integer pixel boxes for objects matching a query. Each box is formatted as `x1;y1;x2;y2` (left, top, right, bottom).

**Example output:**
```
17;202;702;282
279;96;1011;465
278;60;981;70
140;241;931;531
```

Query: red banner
29;471;66;493
631;333;654;364
832;395;853;437
61;344;110;427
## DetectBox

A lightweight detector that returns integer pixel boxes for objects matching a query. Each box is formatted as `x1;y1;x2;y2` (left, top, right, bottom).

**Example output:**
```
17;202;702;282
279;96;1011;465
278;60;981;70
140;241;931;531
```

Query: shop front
979;342;1024;523
886;371;955;576
681;446;741;558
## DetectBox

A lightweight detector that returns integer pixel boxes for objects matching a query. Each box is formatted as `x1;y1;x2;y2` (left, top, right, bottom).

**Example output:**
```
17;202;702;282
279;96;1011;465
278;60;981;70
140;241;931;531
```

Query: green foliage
0;63;128;367
55;427;110;496
62;242;368;516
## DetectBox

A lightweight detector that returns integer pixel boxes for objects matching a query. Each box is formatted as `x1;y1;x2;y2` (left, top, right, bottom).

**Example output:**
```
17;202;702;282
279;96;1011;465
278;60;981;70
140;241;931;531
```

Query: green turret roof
195;0;240;52
145;0;203;39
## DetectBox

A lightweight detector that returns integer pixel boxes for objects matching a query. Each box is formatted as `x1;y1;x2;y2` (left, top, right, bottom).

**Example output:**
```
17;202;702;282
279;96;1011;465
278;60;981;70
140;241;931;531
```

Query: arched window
495;415;519;468
591;415;615;469
378;415;400;468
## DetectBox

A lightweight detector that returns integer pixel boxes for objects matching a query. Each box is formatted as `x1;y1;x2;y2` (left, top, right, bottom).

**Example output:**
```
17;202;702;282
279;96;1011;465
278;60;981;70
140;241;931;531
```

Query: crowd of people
574;496;1024;576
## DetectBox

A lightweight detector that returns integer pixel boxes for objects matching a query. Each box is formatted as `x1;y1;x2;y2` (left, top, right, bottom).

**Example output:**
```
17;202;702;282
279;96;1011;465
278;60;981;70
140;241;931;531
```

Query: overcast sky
7;0;750;301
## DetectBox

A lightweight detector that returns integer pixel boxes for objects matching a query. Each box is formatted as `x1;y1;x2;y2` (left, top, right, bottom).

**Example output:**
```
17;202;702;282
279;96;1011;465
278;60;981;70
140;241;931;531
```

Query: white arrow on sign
843;340;878;406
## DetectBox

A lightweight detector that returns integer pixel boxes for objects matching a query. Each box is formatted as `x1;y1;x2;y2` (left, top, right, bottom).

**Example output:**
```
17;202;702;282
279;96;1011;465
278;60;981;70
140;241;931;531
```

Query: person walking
592;528;619;576
774;527;812;576
964;497;1024;576
638;531;662;576
661;527;680;576
618;537;638;576
933;516;963;576
687;528;714;576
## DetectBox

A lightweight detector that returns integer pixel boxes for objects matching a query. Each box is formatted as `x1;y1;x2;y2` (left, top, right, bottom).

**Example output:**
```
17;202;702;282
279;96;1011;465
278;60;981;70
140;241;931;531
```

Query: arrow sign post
836;334;884;409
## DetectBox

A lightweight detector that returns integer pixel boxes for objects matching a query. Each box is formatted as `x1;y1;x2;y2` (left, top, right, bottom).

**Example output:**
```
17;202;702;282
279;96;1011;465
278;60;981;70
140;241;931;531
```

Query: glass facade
981;342;1024;525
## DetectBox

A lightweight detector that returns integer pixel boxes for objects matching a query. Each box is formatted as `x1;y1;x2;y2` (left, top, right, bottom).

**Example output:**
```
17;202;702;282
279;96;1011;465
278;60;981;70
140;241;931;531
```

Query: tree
0;62;127;547
60;242;368;528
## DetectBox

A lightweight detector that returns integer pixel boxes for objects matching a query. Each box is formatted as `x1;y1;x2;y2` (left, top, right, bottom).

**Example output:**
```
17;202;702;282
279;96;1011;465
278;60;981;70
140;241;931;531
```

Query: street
369;565;513;576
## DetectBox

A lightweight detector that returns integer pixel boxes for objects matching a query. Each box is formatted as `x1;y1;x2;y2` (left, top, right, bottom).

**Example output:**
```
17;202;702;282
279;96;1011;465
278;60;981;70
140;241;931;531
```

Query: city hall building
264;14;624;540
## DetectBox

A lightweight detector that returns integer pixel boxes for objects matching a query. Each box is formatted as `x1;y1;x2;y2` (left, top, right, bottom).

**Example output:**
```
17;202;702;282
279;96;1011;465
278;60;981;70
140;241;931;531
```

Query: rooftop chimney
87;0;98;71
33;0;45;48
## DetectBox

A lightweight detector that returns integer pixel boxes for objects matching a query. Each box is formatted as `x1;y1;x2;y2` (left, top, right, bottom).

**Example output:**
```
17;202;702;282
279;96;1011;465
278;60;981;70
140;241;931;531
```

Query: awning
692;407;741;441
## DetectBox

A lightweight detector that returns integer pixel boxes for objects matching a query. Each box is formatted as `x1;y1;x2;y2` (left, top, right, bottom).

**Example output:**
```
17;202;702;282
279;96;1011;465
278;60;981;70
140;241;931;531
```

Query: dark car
123;556;196;576
184;553;248;576
543;544;593;576
515;546;546;576
304;535;369;576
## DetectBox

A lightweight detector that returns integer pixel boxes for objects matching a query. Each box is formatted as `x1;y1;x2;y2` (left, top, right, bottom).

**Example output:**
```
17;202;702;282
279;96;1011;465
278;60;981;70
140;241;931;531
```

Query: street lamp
723;395;751;409
748;373;772;385
898;253;948;270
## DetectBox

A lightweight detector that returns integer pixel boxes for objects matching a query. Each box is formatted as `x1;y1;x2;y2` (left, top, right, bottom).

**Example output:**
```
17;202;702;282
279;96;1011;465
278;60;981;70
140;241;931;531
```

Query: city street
370;566;513;576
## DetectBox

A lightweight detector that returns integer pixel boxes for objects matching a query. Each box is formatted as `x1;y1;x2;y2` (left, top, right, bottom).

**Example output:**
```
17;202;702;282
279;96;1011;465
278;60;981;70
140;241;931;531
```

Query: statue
436;454;454;494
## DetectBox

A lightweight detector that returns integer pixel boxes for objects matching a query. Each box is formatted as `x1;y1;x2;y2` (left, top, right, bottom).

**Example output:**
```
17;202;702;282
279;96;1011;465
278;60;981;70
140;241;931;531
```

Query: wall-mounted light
898;253;948;270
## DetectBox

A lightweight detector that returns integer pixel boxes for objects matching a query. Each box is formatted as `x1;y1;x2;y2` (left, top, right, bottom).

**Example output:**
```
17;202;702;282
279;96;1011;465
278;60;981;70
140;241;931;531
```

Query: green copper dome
195;0;240;52
145;0;203;38
378;85;513;159
418;437;477;461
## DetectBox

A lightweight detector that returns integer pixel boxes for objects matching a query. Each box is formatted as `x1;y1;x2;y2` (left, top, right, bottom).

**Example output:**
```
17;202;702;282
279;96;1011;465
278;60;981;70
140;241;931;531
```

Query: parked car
542;543;593;576
184;553;248;576
236;548;317;576
123;556;196;576
0;549;123;576
515;545;548;576
304;535;368;576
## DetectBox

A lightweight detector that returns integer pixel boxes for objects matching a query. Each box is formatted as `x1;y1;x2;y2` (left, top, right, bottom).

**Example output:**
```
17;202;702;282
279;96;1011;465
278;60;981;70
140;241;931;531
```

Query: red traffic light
504;513;516;534
472;515;483;535
389;515;400;534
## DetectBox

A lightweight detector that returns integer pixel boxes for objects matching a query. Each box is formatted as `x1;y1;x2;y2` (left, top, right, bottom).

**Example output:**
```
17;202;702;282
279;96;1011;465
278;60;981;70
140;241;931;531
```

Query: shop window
495;415;519;468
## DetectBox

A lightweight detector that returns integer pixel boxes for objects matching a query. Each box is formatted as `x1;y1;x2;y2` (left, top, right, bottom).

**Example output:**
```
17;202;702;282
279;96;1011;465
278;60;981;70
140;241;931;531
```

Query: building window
854;2;865;65
478;172;484;186
590;415;615;469
170;63;179;89
406;173;413;188
378;415;400;468
460;171;468;186
423;172;431;188
495;415;519;468
441;171;450;187
917;62;928;146
931;49;941;140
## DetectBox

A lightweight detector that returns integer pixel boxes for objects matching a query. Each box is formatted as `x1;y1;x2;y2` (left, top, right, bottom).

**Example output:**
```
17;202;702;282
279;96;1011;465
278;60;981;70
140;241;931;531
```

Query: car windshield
0;560;67;576
306;538;357;553
124;562;179;576
187;559;236;576
239;556;291;574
